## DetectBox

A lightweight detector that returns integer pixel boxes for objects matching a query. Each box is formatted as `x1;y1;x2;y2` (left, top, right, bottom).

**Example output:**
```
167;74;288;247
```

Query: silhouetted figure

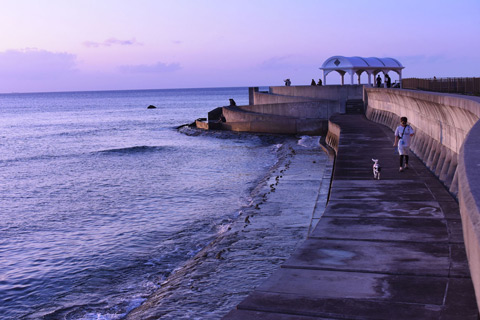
376;75;382;88
229;98;236;106
284;79;291;86
311;79;316;86
317;79;322;86
386;74;391;88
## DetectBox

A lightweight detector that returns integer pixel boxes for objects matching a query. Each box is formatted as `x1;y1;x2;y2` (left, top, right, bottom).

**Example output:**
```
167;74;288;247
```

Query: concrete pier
223;114;478;319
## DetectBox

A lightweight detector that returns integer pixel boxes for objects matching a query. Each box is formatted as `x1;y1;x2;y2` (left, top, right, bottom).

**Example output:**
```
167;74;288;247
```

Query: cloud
0;48;77;79
259;55;298;70
119;61;182;74
83;37;143;48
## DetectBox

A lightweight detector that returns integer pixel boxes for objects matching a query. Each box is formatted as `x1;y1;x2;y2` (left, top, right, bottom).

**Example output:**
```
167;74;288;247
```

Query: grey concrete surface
223;114;478;319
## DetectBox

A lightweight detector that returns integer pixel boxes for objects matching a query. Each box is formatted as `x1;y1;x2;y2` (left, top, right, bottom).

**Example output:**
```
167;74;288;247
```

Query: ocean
0;87;325;319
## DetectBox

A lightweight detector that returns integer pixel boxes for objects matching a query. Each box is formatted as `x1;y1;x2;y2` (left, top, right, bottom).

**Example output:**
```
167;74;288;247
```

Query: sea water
0;87;298;319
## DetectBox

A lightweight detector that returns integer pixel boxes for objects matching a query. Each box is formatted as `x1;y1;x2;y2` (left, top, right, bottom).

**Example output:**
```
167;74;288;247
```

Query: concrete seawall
206;85;480;311
362;88;480;309
220;100;337;135
205;86;364;135
224;114;477;319
250;85;363;114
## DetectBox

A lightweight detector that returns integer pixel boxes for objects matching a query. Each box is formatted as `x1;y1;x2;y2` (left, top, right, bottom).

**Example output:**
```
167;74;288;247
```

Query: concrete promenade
223;114;478;319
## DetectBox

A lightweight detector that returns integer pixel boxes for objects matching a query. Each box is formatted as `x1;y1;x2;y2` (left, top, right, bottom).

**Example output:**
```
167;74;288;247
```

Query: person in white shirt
393;117;415;172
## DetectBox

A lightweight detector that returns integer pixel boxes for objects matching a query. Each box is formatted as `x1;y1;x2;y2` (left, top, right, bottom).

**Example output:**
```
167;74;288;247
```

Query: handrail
403;77;480;95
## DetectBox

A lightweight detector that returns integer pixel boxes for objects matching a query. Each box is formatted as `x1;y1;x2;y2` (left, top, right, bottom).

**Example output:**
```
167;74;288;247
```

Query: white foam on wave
79;297;146;320
297;135;321;149
216;223;233;235
272;143;283;152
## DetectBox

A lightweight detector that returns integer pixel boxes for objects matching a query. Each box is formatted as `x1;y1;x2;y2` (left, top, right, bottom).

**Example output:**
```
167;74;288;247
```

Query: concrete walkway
223;114;478;319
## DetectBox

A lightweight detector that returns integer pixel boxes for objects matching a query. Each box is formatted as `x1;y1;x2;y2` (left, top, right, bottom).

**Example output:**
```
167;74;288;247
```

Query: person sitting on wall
311;79;316;86
229;98;236;106
284;79;291;86
376;75;382;88
317;79;322;86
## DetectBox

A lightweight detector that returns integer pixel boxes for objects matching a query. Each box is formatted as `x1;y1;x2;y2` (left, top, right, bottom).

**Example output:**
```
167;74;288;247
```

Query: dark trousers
400;155;409;167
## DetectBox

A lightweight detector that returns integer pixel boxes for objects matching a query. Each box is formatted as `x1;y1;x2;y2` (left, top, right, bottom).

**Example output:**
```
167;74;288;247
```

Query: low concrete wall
220;120;327;135
262;85;364;114
237;101;337;119
364;87;480;308
325;119;341;154
251;91;320;105
221;106;327;135
195;119;209;130
458;120;480;309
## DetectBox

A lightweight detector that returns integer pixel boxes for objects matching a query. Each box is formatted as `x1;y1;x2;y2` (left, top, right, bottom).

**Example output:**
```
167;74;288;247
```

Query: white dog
372;159;381;180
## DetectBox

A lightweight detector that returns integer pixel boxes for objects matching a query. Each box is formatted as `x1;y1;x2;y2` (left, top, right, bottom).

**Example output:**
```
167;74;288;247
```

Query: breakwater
225;113;477;319
218;85;480;317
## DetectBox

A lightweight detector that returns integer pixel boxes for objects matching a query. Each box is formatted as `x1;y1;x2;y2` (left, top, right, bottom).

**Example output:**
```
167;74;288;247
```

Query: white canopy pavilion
320;56;404;87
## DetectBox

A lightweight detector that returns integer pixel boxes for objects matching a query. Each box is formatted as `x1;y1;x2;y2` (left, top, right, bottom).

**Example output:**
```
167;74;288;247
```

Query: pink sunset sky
0;0;479;93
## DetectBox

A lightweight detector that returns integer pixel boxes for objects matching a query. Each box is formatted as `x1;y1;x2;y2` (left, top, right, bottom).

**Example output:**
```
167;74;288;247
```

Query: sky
0;0;479;93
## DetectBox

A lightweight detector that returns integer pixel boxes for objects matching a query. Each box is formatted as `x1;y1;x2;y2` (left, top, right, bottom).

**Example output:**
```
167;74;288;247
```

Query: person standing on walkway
394;117;415;172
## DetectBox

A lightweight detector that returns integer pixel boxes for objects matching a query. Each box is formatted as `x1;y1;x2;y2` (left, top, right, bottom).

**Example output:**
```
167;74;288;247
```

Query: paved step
346;99;365;114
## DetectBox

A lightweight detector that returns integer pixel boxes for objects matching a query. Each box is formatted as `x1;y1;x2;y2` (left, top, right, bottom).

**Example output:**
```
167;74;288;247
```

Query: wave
0;146;164;164
0;153;82;165
96;146;166;154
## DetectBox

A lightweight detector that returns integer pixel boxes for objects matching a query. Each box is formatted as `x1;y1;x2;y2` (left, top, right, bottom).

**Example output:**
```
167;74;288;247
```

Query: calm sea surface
0;87;294;319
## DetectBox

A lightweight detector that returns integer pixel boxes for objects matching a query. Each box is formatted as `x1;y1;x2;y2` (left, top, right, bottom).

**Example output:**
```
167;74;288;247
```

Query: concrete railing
403;77;480;95
364;87;480;308
458;120;480;309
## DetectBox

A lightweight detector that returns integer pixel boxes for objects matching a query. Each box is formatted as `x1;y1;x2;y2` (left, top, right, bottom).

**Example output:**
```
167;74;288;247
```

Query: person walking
393;117;415;172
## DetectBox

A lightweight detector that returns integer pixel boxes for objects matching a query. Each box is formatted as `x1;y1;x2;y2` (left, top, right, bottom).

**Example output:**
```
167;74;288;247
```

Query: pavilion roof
321;56;404;72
